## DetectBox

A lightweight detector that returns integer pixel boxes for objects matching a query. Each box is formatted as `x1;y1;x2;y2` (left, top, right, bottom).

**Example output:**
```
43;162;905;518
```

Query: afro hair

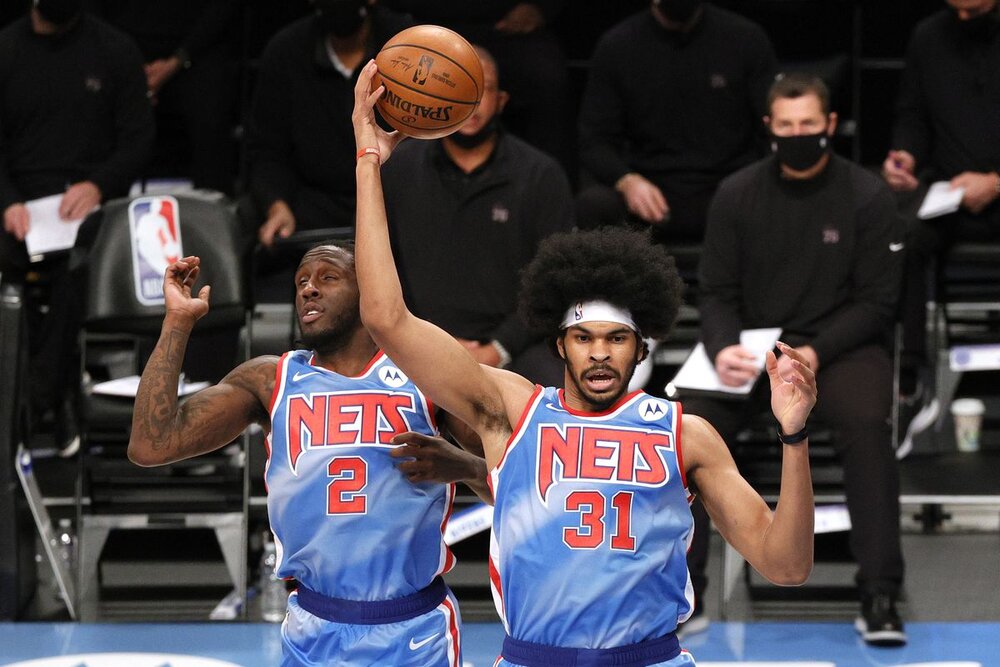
518;227;685;343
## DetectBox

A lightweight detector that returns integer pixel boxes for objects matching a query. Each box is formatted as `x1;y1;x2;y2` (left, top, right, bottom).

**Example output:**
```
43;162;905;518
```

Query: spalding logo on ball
373;25;484;139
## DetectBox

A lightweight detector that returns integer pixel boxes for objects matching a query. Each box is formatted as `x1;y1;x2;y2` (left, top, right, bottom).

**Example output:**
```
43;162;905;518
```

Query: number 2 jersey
266;349;456;601
489;386;695;648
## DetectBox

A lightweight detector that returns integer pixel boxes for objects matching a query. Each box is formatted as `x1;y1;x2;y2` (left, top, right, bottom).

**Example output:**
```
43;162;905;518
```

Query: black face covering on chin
770;131;830;172
315;0;368;38
954;8;999;40
448;114;501;149
34;0;82;26
654;0;703;24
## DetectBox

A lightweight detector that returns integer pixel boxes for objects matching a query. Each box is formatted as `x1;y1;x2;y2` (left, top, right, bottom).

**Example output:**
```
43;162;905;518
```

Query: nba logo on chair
128;196;183;306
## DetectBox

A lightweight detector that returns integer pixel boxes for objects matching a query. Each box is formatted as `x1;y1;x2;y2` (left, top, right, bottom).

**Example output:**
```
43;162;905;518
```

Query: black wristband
777;425;808;444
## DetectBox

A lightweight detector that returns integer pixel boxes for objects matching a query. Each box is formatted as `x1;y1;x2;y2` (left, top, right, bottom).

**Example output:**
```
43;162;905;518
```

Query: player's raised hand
163;256;210;324
352;60;406;165
766;341;817;437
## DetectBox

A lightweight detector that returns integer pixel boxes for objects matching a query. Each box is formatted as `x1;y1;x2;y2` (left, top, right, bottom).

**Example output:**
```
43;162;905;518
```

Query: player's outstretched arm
352;61;529;449
129;257;274;466
687;342;816;585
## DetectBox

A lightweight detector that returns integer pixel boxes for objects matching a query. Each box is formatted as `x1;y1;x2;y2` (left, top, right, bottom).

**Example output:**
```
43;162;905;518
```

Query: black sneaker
855;592;907;647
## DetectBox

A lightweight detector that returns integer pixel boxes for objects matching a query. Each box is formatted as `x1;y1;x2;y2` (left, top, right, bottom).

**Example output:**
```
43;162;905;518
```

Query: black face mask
448;114;501;149
954;9;998;40
770;131;830;171
315;0;368;38
654;0;703;24
34;0;82;25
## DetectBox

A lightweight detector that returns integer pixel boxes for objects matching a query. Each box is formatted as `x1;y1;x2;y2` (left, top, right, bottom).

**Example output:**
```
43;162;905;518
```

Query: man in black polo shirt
685;73;908;647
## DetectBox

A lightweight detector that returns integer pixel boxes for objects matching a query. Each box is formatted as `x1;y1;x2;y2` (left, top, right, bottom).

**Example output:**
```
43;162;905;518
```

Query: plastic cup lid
950;398;985;416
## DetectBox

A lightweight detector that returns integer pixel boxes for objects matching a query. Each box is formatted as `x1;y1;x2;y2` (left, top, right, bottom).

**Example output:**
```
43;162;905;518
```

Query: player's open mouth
584;370;617;392
301;304;323;324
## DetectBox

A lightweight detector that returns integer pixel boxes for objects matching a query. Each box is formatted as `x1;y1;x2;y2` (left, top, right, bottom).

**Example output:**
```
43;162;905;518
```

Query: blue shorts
280;583;462;666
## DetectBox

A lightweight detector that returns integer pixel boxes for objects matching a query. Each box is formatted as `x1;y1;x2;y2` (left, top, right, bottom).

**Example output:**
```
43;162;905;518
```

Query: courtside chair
75;192;251;621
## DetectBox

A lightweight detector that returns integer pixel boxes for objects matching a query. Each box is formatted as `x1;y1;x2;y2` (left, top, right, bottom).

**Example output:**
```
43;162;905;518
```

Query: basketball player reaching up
353;60;817;666
128;244;487;666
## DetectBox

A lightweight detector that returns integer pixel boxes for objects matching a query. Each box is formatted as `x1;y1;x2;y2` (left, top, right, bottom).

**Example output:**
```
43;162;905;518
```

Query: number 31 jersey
489;386;694;648
266;349;455;601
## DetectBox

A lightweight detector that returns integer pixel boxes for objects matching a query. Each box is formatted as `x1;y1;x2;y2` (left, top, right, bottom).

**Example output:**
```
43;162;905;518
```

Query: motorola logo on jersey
285;390;416;473
638;398;669;422
536;424;674;503
379;365;408;388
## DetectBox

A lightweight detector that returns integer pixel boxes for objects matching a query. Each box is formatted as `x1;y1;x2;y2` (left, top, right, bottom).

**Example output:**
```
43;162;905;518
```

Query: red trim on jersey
492;657;503;667
493;384;543;474
263;353;289;495
557;388;643;417
439;483;457;574
357;349;385;376
488;555;505;619
268;353;289;414
674;400;689;491
441;594;462;666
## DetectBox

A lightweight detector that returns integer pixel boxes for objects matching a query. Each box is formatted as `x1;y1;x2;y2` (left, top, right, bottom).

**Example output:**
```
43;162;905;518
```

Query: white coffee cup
950;398;985;453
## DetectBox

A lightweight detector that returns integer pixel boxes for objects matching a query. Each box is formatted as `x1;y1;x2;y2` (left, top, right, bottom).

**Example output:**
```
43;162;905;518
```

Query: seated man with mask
380;46;574;387
682;73;908;647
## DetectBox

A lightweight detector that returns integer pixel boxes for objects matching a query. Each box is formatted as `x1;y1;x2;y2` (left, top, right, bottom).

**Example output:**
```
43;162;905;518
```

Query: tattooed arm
128;256;276;466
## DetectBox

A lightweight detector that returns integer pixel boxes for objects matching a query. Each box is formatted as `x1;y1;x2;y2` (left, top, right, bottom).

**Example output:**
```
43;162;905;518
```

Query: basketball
373;25;484;140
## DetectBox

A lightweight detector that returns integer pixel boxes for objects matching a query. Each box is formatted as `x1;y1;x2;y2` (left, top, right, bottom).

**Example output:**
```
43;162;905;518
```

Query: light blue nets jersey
266;349;456;601
489;386;695;648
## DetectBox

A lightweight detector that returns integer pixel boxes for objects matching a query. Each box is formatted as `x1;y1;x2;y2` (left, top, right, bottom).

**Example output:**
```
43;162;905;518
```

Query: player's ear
497;89;510;113
555;334;567;360
637;336;648;363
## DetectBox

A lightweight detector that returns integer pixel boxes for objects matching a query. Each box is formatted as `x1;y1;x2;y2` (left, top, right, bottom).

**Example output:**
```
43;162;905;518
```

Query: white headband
561;300;638;332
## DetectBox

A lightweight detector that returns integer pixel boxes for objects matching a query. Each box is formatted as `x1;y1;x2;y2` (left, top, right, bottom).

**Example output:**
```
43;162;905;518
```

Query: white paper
667;328;782;396
814;504;852;534
917;181;965;220
22;194;93;258
91;374;210;398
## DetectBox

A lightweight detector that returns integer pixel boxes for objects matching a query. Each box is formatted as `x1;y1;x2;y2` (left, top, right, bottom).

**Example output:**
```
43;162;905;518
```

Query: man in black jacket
245;0;412;262
684;73;908;647
881;0;1000;446
381;47;574;385
0;0;153;455
576;0;776;243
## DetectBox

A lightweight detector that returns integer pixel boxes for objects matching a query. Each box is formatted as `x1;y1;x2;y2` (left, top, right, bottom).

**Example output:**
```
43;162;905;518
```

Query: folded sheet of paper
667;327;782;397
91;374;210;398
917;181;965;220
23;194;93;258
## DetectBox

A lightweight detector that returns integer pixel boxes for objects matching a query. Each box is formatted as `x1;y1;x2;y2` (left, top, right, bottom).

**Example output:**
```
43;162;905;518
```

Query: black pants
683;344;904;598
575;177;718;244
0;212;102;417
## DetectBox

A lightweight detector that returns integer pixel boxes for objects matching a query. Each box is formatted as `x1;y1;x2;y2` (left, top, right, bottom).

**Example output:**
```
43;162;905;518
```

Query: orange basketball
373;25;484;139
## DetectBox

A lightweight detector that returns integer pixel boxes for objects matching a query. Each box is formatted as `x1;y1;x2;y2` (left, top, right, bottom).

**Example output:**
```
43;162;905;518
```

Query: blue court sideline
1;621;997;666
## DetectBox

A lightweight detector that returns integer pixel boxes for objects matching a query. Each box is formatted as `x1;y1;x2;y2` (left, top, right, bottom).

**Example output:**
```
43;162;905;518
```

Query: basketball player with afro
353;59;818;666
